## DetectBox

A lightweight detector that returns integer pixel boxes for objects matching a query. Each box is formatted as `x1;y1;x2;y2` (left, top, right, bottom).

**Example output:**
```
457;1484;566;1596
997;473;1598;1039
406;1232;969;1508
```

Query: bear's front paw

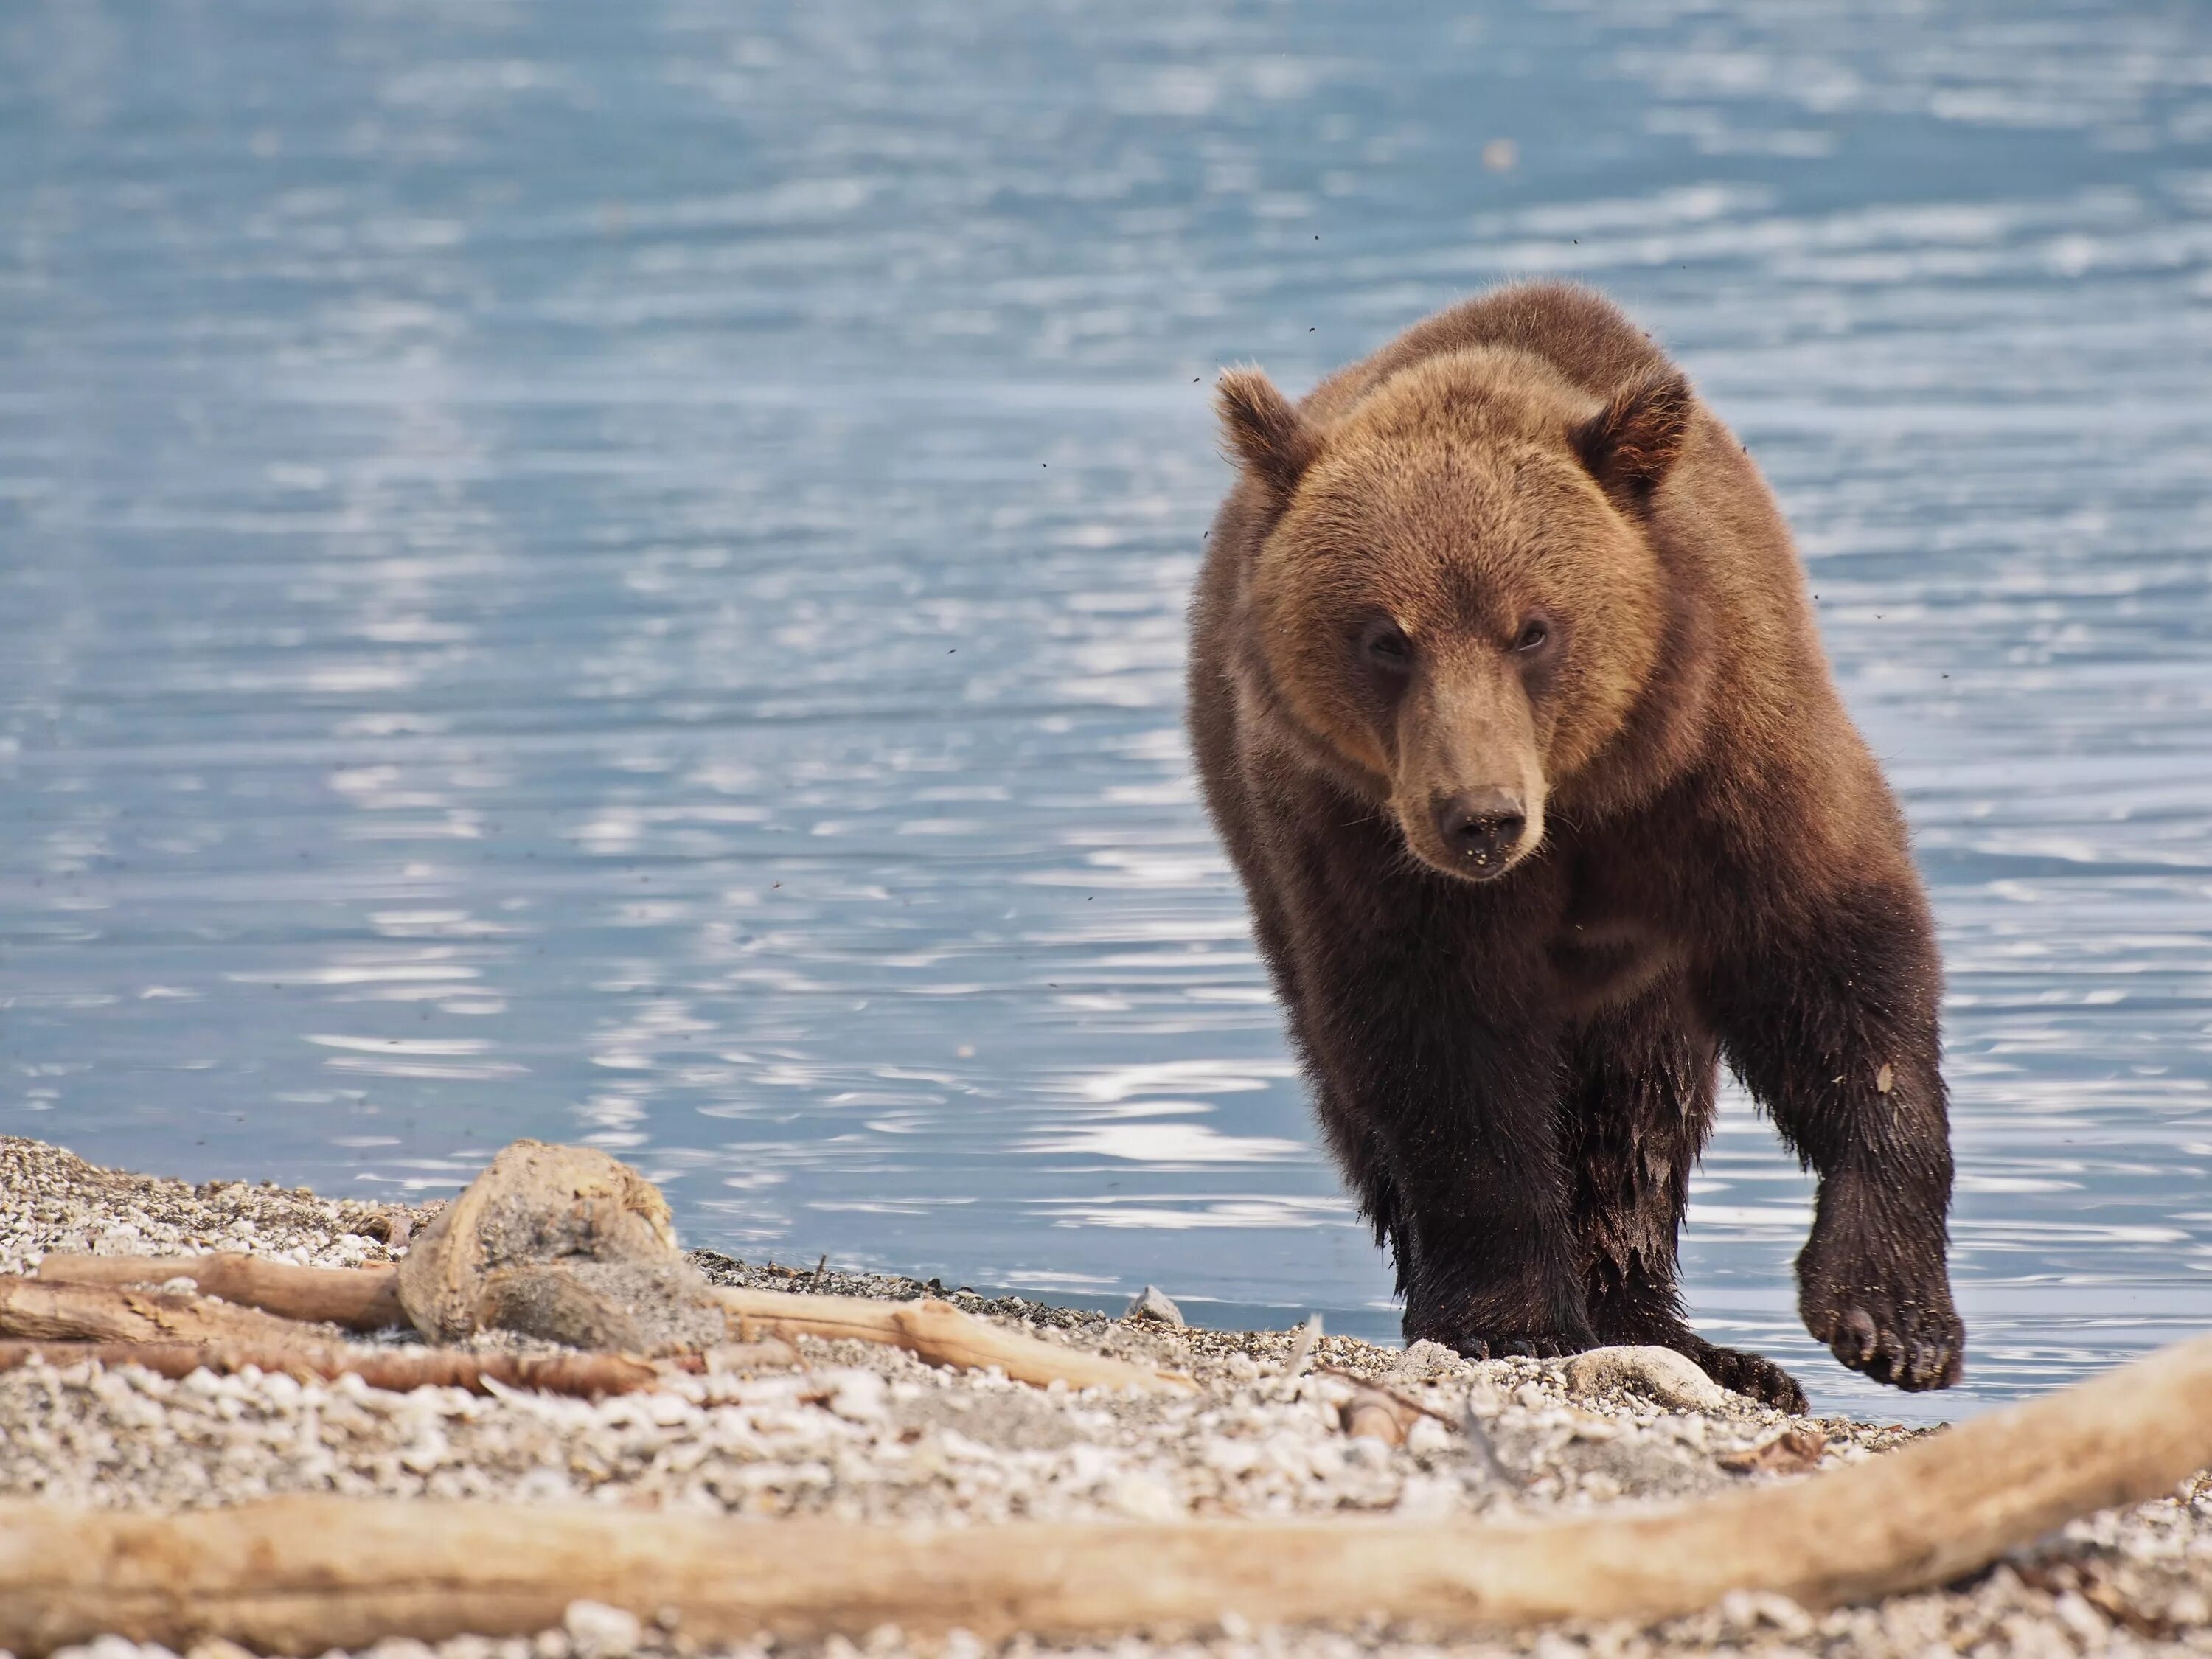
1403;1263;1596;1363
1696;1345;1810;1414
1798;1221;1964;1391
1405;1298;1596;1363
1593;1317;1809;1411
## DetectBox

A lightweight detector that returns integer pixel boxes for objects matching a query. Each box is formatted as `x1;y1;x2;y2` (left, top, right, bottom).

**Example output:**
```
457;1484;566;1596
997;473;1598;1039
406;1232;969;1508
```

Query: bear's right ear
1216;368;1318;503
1573;369;1692;507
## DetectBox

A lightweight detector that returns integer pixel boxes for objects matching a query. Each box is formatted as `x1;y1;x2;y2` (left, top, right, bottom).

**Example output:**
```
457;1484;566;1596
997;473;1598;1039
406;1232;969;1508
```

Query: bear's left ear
1573;369;1693;507
1216;367;1319;504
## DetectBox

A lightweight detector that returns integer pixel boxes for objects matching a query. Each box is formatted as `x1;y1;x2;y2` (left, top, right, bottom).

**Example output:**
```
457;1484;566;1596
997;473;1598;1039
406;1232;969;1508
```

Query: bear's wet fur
1188;282;1962;1409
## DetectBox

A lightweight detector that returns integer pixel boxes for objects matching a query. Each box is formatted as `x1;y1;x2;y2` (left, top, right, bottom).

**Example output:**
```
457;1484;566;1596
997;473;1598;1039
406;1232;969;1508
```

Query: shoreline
2;1134;2208;1657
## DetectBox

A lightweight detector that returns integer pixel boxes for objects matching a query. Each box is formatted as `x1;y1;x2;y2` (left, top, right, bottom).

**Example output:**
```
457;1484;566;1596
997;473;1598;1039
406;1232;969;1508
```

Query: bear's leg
1251;808;1593;1357
1295;955;1593;1357
1565;987;1809;1412
1360;1020;1596;1360
1706;875;1965;1392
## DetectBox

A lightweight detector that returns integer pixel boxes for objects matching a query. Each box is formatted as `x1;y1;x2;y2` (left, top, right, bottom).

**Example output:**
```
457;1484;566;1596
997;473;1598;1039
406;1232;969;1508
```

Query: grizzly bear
1187;282;1963;1408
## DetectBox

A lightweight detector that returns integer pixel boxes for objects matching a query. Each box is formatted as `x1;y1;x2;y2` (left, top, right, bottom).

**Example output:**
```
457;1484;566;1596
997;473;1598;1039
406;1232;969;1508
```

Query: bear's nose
1433;788;1526;869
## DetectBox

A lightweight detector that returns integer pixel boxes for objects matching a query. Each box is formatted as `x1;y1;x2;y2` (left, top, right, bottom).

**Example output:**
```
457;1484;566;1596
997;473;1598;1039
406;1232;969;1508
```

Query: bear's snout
1431;787;1528;874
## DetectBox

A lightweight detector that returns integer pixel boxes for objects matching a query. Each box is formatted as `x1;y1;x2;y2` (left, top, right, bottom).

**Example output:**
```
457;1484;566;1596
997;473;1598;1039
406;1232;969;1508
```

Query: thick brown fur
1189;283;1962;1410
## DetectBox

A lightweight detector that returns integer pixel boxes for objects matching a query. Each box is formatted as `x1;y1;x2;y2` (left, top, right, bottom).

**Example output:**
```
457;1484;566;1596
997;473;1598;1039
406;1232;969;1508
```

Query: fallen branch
714;1285;1195;1394
0;1340;658;1399
0;1276;325;1346
5;1329;2211;1652
33;1253;406;1332
21;1261;1194;1397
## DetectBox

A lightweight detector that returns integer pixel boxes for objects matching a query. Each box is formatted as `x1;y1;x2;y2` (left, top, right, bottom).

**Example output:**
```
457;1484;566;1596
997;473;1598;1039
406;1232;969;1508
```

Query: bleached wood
0;1339;658;1398
713;1284;1196;1394
19;1262;1195;1395
0;1275;321;1346
33;1252;406;1332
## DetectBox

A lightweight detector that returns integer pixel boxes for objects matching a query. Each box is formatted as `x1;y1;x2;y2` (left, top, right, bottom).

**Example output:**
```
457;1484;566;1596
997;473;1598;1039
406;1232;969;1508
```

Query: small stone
2051;1591;2107;1646
1394;1340;1462;1380
1405;1413;1453;1454
563;1600;642;1659
1107;1470;1183;1520
1562;1346;1726;1411
827;1371;889;1425
1124;1285;1184;1326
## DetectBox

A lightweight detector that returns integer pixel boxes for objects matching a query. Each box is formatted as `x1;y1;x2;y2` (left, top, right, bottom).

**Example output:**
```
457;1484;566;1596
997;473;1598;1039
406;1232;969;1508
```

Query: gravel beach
3;1135;2209;1659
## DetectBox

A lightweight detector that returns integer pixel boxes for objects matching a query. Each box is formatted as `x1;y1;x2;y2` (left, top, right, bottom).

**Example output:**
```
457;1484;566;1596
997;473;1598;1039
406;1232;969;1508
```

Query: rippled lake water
4;1;2210;1419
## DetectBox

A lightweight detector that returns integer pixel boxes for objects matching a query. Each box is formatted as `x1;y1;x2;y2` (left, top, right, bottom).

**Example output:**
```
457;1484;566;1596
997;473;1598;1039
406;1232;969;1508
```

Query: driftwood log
4;1330;2211;1654
32;1252;405;1332
712;1284;1194;1394
24;1255;1191;1395
0;1340;658;1399
0;1276;327;1347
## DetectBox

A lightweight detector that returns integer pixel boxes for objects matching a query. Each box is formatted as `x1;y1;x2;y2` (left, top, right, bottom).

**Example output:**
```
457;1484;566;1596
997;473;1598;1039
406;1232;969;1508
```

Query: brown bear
1187;282;1963;1409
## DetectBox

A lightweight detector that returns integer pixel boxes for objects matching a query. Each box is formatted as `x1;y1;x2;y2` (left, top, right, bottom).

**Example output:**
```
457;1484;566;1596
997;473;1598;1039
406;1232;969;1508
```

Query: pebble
562;1602;641;1659
1124;1286;1184;1327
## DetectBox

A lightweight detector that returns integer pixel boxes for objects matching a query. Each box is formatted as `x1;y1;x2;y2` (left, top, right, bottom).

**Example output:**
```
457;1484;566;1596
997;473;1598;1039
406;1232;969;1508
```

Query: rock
479;1258;728;1354
562;1601;641;1659
1124;1285;1184;1326
1562;1345;1727;1411
394;1139;728;1354
1405;1413;1454;1455
827;1370;890;1425
1392;1339;1463;1380
1107;1470;1184;1520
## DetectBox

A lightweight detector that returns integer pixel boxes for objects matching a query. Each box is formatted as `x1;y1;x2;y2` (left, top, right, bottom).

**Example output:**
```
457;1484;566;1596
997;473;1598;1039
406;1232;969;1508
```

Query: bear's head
1217;347;1691;882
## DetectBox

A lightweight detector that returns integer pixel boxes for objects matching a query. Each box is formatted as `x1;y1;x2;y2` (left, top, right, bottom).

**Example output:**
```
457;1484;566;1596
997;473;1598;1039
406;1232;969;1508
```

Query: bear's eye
1513;618;1551;653
1361;619;1413;670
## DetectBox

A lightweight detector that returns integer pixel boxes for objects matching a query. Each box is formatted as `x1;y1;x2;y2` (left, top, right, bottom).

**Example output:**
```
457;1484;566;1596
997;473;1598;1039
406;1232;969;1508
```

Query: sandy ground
2;1134;2210;1659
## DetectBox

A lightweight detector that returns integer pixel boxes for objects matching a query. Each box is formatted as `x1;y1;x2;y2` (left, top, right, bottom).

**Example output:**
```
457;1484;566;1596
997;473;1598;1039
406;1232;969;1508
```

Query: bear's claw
1694;1343;1809;1413
1444;1331;1582;1361
1598;1319;1810;1413
1796;1191;1966;1392
1813;1298;1963;1391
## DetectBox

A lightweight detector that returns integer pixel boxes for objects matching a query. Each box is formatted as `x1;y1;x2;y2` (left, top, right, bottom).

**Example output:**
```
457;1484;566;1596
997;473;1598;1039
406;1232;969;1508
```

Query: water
4;1;2209;1422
